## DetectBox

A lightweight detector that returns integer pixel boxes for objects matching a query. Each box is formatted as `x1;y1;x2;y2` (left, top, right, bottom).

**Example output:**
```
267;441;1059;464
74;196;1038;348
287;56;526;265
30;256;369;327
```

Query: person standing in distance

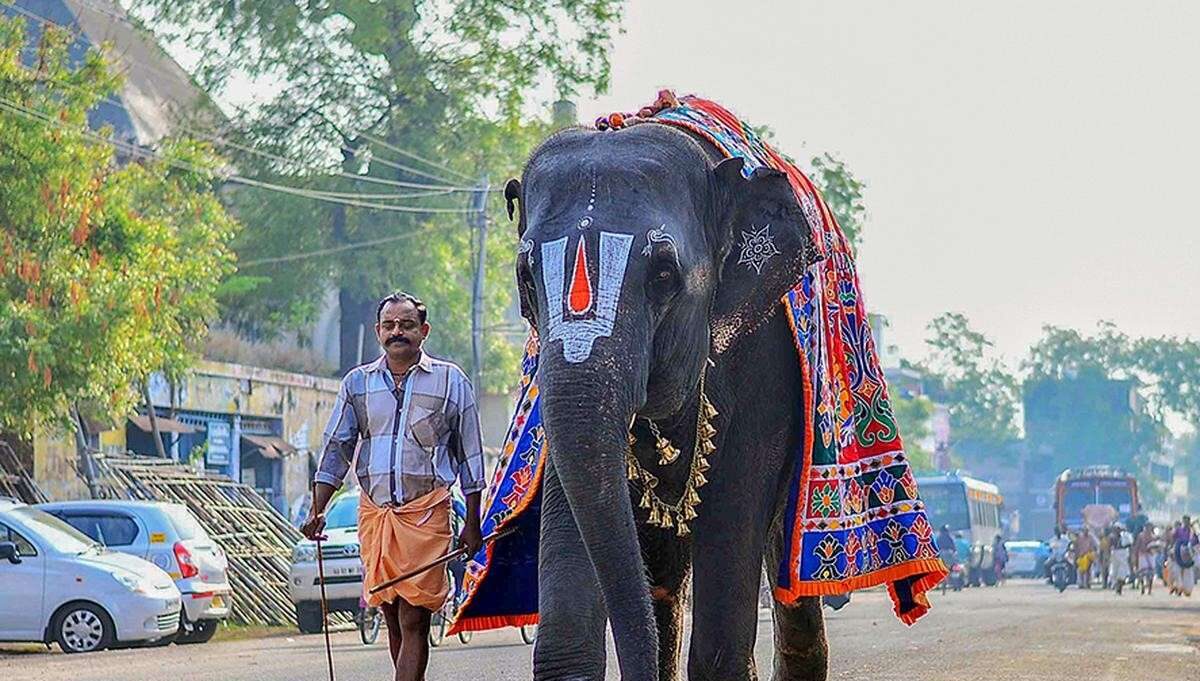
302;291;485;681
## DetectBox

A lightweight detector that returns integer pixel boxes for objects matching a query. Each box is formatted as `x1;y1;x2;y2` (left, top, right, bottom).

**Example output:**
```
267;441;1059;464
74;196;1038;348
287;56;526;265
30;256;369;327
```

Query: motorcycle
941;562;965;593
1048;556;1072;593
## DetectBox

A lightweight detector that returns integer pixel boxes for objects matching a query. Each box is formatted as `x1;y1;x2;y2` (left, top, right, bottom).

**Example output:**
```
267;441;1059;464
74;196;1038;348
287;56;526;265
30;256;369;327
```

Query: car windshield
325;495;358;529
10;506;100;554
164;505;208;541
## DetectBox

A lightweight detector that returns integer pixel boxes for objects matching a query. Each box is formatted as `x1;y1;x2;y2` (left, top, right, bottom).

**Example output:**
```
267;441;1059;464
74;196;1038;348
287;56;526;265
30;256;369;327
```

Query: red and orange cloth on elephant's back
450;92;946;635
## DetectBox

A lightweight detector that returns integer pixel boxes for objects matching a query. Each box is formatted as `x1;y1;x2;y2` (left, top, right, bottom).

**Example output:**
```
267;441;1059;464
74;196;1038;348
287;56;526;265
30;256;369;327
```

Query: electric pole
469;176;490;392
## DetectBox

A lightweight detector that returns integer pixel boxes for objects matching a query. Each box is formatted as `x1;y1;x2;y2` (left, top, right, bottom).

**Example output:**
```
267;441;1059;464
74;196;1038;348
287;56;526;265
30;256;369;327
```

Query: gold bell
656;439;681;465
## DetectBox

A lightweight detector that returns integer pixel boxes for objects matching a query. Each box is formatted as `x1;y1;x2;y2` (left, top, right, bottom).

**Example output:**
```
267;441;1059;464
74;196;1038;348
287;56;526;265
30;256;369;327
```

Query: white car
38;500;232;644
289;493;361;633
0;498;181;653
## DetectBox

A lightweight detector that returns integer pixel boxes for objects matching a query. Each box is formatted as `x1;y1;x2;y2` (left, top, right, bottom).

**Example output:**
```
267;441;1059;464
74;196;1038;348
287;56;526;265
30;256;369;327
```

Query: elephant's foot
770;597;828;681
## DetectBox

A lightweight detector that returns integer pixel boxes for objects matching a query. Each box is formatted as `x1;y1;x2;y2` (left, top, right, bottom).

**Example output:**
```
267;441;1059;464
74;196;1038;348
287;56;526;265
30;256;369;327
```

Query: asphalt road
3;580;1197;681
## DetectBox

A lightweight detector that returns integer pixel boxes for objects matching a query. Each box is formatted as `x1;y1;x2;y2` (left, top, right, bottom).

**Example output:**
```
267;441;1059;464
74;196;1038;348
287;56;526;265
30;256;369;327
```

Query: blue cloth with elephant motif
450;94;946;633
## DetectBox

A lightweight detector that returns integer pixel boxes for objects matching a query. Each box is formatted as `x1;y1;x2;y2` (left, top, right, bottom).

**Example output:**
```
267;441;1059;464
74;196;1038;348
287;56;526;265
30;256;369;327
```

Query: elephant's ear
507;177;538;328
710;157;819;355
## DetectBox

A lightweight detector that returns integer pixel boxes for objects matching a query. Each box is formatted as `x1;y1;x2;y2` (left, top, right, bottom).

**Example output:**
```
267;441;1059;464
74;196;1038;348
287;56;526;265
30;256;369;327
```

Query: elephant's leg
534;457;609;681
641;526;691;681
687;471;775;680
764;524;828;681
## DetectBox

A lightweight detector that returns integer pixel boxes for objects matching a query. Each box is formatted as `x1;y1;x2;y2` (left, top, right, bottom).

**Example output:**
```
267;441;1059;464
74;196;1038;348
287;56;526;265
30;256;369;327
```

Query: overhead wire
356;131;476;184
0;94;483;214
2;2;498;194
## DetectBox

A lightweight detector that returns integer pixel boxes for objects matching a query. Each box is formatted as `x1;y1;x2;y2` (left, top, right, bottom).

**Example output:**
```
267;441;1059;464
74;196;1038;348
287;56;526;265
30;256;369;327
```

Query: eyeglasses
379;319;421;332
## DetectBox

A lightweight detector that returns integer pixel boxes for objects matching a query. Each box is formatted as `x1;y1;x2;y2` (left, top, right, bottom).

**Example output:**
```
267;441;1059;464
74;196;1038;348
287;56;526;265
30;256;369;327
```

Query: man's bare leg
380;600;403;667
395;599;433;681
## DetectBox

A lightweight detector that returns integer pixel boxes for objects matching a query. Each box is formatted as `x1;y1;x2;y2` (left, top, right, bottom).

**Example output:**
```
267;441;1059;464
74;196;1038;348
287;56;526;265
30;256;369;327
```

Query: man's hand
301;512;327;541
459;519;483;557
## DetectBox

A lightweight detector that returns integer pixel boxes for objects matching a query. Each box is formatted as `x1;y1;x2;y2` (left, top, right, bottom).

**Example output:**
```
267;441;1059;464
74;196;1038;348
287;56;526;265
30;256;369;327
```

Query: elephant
505;121;828;681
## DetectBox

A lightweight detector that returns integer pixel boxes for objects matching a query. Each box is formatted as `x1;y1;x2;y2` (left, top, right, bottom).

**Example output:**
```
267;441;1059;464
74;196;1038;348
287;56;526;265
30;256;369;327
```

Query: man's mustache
386;336;411;346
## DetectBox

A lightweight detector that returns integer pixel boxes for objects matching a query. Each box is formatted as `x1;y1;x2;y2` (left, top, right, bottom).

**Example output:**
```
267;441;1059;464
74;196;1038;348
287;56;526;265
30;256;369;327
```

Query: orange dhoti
358;487;453;610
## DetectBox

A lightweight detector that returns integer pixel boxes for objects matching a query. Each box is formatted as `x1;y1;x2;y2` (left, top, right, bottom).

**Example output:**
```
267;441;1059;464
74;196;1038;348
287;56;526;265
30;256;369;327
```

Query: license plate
330;566;361;577
211;595;224;608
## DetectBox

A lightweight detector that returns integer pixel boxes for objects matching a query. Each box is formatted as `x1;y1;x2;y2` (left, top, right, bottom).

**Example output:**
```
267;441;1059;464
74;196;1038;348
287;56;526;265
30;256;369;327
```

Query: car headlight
111;572;150;594
292;543;317;563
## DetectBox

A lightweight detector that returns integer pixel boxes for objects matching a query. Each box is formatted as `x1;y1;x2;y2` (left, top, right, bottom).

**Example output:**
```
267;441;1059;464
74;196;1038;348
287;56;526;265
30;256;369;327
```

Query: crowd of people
1046;515;1197;596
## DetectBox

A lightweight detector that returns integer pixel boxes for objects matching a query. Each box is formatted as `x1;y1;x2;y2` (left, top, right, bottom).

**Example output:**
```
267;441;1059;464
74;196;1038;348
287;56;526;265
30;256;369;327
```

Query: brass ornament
626;366;718;537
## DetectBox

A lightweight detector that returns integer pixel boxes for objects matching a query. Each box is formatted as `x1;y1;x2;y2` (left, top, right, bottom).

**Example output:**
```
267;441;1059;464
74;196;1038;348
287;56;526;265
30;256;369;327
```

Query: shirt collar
367;351;433;375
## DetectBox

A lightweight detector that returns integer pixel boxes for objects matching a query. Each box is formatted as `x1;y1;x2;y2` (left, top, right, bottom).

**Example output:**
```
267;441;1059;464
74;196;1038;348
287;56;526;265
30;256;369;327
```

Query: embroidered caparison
451;92;947;635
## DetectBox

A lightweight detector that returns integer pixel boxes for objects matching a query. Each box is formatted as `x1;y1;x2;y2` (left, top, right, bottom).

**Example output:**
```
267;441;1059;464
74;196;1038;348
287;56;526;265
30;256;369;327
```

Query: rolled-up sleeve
315;375;358;489
450;370;486;495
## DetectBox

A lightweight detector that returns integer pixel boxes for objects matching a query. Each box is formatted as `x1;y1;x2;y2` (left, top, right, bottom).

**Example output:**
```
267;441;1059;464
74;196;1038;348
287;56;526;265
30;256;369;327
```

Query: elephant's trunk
539;355;657;681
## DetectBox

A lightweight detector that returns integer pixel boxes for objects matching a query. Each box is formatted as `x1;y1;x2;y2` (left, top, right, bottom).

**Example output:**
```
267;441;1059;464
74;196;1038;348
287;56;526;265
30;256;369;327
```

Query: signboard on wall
207;420;231;466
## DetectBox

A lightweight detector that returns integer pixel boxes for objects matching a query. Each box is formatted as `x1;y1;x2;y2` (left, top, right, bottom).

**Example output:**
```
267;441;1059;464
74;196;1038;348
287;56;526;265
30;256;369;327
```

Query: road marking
1131;643;1195;655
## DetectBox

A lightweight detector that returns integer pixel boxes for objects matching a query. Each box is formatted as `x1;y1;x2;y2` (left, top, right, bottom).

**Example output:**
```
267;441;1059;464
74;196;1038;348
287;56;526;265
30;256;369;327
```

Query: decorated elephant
450;93;945;681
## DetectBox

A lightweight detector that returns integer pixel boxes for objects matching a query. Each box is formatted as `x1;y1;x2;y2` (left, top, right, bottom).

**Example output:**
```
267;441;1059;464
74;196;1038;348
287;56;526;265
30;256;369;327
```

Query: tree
128;0;625;386
810;153;865;251
0;19;237;437
891;391;935;472
921;313;1020;449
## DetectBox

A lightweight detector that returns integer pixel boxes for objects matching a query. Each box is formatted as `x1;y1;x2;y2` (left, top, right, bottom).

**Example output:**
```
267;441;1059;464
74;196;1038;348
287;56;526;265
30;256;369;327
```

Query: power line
357;131;475;184
0;95;482;214
5;1;494;193
236;227;444;267
6;57;492;195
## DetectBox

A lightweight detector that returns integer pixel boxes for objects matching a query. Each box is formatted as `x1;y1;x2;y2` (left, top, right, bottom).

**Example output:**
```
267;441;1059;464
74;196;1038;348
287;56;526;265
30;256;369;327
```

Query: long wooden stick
314;485;336;681
368;527;516;596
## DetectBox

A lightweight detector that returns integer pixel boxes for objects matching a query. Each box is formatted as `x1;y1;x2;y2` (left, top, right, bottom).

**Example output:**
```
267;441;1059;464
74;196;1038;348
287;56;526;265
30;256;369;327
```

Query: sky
581;1;1200;366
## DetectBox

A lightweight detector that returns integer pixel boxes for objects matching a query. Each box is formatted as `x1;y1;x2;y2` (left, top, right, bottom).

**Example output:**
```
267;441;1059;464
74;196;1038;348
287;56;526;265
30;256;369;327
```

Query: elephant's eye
647;256;681;302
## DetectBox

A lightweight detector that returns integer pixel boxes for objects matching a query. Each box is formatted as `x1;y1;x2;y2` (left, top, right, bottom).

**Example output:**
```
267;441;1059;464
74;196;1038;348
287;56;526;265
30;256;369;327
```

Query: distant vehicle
0;498;181;653
916;473;1004;587
290;492;362;634
1003;540;1049;578
38;500;231;644
1054;466;1139;532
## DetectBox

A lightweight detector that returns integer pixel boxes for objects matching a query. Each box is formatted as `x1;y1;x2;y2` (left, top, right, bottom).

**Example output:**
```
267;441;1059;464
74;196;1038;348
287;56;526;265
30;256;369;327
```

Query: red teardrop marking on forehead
568;237;593;315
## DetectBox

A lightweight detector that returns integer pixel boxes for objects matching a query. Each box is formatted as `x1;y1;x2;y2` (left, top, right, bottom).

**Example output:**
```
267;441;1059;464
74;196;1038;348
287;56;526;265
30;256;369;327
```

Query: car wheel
178;619;219;644
54;603;114;653
295;603;325;634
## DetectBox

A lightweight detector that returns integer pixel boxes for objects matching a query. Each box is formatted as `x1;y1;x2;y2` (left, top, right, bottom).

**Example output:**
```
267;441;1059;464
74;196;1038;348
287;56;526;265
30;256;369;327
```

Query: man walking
302;292;485;681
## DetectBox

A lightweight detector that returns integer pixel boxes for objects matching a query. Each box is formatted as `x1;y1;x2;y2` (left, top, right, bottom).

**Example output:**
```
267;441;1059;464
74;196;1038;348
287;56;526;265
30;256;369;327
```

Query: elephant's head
507;123;816;674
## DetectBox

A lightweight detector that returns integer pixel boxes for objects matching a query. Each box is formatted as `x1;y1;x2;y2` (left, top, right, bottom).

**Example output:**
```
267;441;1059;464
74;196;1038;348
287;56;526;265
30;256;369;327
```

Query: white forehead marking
541;231;634;363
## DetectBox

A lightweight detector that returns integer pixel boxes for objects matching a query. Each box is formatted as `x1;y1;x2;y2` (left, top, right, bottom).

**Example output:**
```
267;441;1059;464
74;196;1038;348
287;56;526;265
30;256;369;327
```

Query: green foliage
921;313;1020;448
891;391;935;472
128;0;624;390
810;153;865;251
0;20;237;437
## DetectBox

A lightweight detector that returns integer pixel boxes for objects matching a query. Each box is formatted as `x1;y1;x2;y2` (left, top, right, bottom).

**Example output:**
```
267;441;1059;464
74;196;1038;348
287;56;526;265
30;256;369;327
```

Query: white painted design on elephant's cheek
517;238;534;266
540;231;634;363
641;224;676;257
737;224;780;274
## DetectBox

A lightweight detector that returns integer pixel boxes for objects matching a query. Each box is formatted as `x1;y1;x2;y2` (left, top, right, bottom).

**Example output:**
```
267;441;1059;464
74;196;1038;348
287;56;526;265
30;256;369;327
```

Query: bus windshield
920;483;970;531
1061;484;1093;524
1096;483;1134;515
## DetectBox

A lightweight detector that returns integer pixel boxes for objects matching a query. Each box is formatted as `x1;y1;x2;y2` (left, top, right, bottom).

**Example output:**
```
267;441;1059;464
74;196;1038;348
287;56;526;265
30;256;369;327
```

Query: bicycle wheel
457;630;473;644
428;612;446;648
359;609;381;645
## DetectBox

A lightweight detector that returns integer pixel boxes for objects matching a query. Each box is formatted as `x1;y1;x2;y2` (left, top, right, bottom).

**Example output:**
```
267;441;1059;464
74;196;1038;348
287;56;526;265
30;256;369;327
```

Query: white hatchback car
289;493;361;633
0;498;181;653
38;500;232;644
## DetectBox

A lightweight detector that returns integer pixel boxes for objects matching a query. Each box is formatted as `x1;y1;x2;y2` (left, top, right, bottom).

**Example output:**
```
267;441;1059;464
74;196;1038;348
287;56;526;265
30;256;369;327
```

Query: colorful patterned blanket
450;93;945;634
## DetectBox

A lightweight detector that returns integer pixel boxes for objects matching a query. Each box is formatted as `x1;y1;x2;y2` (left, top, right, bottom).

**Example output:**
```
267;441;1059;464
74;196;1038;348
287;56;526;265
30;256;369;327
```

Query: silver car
38;500;232;644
